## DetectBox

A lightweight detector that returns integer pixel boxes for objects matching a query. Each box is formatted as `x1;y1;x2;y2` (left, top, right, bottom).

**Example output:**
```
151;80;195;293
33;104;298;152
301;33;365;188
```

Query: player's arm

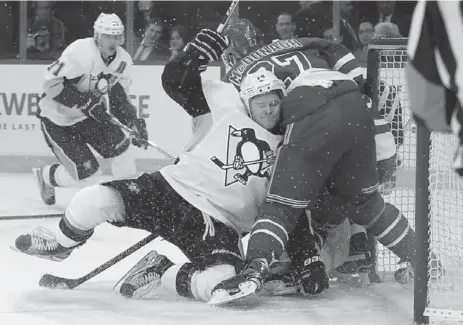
406;0;457;133
43;51;90;108
108;58;138;127
162;29;229;118
161;51;211;118
303;37;364;87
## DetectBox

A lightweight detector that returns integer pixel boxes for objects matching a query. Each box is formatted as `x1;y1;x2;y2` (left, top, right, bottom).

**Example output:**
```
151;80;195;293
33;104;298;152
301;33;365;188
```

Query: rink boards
0;64;221;173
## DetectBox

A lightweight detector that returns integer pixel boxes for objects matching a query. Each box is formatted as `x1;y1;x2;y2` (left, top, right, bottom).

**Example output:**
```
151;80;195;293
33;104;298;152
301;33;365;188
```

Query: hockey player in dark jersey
206;20;418;305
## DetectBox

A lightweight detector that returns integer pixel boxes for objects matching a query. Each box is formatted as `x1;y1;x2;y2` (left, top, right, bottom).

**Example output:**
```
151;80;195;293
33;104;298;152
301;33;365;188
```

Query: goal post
366;38;463;324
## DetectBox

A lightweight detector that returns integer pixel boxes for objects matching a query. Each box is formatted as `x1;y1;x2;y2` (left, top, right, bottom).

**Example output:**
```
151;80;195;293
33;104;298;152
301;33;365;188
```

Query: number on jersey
248;52;312;88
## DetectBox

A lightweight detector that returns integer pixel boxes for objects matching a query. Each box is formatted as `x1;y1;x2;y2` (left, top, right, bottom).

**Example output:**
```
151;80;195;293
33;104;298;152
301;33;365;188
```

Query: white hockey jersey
161;80;283;234
39;37;133;126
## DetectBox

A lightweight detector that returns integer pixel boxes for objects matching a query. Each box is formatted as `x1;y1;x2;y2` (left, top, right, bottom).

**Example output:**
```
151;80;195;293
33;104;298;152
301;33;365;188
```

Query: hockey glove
298;259;329;296
80;96;111;123
129;118;149;149
185;29;229;63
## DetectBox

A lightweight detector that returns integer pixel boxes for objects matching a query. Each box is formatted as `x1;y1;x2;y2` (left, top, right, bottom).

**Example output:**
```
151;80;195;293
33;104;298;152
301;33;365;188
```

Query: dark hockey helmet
222;18;262;69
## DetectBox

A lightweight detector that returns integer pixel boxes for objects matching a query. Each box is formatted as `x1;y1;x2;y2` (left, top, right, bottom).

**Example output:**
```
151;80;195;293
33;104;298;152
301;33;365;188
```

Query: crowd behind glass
0;1;416;66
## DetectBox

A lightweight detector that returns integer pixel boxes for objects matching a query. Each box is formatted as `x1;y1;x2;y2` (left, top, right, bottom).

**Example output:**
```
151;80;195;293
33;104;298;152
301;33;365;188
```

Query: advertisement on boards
0;64;221;158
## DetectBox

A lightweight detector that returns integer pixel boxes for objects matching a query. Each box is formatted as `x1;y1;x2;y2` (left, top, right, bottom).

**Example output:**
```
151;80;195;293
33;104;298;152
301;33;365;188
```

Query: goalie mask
222;18;262;71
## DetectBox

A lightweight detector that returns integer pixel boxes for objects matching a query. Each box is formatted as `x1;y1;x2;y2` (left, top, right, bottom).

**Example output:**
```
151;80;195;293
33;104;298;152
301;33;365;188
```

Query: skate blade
10;246;65;262
208;281;258;306
262;280;298;296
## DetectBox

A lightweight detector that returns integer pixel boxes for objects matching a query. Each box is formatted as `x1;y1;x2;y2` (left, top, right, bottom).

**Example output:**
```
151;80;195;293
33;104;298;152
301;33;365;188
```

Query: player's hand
233;156;244;170
185;29;229;63
130;118;149;149
80;96;111;122
298;260;329;296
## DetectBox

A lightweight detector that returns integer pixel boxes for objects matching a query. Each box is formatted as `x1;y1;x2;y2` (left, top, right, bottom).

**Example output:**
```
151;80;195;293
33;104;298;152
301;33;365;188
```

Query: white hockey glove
185;29;229;63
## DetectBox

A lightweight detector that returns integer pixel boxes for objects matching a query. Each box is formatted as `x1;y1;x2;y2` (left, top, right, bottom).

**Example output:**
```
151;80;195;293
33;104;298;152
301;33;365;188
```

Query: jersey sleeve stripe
254;219;289;241
333;53;356;71
345;67;364;81
266;193;309;208
250;229;285;251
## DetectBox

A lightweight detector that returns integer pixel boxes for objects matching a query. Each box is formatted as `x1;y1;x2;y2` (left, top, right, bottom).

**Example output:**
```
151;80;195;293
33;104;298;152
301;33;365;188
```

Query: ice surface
0;173;458;325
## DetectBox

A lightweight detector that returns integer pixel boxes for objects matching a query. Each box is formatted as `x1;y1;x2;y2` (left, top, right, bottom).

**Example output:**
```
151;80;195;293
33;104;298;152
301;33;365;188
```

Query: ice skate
118;250;173;299
208;259;267;306
262;272;299;296
33;167;56;205
13;227;75;262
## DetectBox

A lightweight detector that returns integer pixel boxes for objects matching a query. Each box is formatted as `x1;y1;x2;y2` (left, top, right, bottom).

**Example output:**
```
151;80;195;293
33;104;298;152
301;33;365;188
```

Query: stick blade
39;274;77;290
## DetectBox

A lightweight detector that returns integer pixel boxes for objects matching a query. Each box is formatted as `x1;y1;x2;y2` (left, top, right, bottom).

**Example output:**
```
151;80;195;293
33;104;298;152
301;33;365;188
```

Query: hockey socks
366;202;415;265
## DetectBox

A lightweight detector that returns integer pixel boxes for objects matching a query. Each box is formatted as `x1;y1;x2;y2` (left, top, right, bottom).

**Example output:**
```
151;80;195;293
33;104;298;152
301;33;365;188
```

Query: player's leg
333;128;417;279
35;118;105;205
14;183;125;261
113;180;243;302
14;171;174;261
80;119;136;178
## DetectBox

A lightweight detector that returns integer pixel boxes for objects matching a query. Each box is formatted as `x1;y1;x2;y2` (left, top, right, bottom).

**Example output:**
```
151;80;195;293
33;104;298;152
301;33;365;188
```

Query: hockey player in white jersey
34;13;148;206
14;29;284;303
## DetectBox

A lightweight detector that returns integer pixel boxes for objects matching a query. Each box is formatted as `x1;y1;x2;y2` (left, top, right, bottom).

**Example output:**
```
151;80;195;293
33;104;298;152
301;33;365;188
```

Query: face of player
275;15;295;40
170;30;185;51
98;34;123;58
249;91;282;130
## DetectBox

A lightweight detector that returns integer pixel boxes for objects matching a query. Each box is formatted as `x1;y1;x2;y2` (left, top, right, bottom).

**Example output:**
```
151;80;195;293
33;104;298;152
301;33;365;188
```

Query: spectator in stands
27;1;66;60
359;21;375;46
354;21;375;65
294;1;360;52
169;24;186;60
273;12;296;41
133;18;170;61
374;22;402;39
365;1;411;37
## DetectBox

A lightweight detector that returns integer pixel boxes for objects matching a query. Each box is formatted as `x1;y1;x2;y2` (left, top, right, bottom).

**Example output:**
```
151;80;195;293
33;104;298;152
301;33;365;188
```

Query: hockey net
367;39;463;324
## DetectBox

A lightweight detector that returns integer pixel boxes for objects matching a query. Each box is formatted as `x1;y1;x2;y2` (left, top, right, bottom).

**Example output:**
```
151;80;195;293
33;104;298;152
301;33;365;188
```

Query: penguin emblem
211;126;276;186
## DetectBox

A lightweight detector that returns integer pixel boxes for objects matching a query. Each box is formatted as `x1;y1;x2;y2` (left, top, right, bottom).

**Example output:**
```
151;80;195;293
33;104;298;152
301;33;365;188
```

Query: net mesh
372;45;463;319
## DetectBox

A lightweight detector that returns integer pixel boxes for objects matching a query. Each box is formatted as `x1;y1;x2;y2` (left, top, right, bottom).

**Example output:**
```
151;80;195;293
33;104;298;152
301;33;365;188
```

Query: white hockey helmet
94;13;125;36
239;67;287;114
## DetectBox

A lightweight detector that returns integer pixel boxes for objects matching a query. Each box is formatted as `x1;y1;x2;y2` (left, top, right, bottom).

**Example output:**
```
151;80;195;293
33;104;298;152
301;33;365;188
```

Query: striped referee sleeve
406;0;461;133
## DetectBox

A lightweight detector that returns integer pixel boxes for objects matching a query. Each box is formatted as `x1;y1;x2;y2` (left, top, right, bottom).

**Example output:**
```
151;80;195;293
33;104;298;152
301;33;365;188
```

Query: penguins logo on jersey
210;126;276;186
91;72;118;95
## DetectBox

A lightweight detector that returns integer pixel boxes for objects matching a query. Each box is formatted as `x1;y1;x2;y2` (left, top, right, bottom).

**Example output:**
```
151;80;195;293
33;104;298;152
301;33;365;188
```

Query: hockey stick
216;0;240;34
108;117;175;159
0;213;62;221
39;232;158;290
210;156;268;170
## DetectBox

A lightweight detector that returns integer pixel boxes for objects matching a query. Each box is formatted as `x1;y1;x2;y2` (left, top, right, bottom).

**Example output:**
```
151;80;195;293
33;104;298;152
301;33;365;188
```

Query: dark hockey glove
129;118;149;149
80;96;111;122
185;29;229;63
298;259;329;296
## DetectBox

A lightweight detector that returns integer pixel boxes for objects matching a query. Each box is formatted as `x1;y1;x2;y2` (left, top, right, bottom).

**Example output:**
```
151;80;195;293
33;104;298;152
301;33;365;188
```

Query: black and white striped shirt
407;0;463;174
